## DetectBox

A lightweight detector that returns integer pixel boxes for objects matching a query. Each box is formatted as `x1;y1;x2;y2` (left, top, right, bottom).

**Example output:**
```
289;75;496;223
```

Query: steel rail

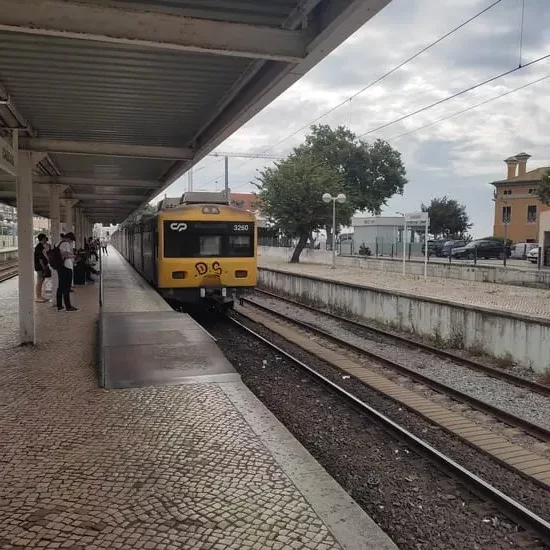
228;314;550;546
254;288;550;397
242;296;550;443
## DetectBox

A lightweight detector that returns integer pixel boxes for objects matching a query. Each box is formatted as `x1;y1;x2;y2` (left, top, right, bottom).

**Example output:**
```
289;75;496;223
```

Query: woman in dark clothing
34;233;51;302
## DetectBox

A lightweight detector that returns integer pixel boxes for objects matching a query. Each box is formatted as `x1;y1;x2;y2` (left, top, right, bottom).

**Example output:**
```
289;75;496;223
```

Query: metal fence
339;240;425;259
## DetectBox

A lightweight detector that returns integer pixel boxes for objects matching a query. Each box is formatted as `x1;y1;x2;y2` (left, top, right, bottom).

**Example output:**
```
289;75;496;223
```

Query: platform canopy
0;0;390;225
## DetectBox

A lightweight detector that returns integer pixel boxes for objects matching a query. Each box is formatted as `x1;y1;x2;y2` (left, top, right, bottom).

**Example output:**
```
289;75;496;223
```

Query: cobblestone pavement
0;274;343;549
261;259;550;320
0;276;19;349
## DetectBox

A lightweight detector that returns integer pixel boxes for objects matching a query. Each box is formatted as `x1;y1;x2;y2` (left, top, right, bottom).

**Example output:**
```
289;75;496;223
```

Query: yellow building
491;153;550;244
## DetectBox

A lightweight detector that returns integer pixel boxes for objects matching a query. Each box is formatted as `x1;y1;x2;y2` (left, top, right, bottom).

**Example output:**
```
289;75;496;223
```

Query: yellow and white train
112;192;257;310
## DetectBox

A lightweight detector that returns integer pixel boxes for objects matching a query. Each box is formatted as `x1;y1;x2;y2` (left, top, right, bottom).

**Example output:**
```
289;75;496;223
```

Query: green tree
297;125;408;210
537;170;550;205
255;152;354;262
294;125;407;246
421;196;472;238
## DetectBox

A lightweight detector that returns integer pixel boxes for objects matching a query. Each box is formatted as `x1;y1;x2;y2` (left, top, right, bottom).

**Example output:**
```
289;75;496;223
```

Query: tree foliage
421;196;472;239
295;125;407;213
255;151;354;262
537;170;550;206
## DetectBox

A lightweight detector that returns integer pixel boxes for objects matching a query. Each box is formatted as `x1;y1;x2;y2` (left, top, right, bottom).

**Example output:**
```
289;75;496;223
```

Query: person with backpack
51;232;78;312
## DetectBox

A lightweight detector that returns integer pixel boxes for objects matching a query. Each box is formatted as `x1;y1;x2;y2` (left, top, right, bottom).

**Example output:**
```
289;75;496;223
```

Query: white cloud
166;0;550;238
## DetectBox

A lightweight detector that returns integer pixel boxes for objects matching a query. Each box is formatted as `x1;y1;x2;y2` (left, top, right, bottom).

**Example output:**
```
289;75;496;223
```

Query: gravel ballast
204;316;549;550
248;293;550;432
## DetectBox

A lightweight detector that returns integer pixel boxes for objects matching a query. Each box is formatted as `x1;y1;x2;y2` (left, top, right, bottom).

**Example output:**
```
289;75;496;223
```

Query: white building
348;215;427;256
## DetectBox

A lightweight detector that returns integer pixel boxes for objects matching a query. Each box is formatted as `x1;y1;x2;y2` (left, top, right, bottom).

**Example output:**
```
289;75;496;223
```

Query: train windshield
164;220;254;258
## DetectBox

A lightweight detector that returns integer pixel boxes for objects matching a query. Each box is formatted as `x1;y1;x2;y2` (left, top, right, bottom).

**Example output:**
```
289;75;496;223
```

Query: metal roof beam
70;194;144;201
18;138;194;160
0;0;308;62
0;176;157;187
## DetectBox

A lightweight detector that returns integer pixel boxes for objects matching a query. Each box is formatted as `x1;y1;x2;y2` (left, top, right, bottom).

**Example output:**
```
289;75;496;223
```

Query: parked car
441;239;466;257
452;239;511;260
510;242;538;260
527;247;539;264
421;239;446;256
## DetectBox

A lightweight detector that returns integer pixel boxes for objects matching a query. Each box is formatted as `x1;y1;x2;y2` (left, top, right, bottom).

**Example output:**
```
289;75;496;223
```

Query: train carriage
112;192;257;310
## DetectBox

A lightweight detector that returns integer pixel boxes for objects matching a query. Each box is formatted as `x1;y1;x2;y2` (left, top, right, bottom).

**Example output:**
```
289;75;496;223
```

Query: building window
502;205;512;224
529;188;537;194
527;205;537;223
503;189;512;195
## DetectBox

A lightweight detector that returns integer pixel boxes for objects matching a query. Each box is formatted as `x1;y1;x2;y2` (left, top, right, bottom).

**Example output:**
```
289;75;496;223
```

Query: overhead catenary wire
388;72;550;141
230;60;550;192
200;0;505;187
251;0;505;156
229;70;550;192
357;52;550;138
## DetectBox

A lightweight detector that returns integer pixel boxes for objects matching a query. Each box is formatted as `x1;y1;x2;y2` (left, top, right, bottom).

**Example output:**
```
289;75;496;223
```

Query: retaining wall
258;266;550;373
258;246;550;288
0;248;18;262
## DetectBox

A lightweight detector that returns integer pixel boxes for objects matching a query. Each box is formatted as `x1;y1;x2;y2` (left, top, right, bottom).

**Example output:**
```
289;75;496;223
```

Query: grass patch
494;352;515;370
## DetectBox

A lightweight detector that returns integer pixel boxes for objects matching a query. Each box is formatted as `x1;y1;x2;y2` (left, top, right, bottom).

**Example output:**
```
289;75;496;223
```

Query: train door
153;225;159;287
128;227;134;265
133;228;143;274
142;219;155;284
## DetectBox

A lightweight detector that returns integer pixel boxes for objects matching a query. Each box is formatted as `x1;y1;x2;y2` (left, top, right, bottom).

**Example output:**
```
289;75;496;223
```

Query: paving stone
0;274;343;550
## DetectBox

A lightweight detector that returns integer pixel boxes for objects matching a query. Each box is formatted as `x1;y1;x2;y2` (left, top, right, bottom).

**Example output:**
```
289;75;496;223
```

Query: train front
157;204;257;310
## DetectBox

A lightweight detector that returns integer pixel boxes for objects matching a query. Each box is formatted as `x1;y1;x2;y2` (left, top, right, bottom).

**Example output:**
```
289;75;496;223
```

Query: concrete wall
258;266;550;373
0;247;18;262
258;246;550;288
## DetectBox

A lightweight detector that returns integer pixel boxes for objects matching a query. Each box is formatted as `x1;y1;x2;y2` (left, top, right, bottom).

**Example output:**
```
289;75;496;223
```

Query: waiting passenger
34;233;51;303
55;232;78;312
49;233;64;308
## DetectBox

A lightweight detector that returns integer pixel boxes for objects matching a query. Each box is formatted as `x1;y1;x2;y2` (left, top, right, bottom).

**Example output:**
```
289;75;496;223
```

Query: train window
199;236;222;256
227;235;253;257
163;220;255;258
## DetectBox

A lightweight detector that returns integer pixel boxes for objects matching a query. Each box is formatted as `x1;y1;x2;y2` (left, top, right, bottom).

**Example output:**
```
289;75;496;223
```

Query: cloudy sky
165;0;550;238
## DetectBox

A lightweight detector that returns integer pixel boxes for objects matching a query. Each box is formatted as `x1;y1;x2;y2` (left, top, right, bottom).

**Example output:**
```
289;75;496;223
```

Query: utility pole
187;167;193;192
224;156;229;199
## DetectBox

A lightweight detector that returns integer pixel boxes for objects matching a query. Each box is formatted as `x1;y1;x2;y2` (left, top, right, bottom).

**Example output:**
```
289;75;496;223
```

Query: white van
510;242;538;259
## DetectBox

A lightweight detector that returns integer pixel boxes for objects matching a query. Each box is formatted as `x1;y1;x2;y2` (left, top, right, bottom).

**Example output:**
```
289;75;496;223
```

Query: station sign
404;211;429;227
0;134;16;176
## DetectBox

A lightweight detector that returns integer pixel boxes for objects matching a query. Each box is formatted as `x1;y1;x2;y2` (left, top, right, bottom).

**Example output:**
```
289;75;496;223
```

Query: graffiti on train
194;261;223;276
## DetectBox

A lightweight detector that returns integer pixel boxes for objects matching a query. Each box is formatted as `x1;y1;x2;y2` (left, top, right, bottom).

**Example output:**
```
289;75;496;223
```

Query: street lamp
322;192;346;268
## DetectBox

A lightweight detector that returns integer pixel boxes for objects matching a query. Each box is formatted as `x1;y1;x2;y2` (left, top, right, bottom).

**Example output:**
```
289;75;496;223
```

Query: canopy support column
16;147;35;344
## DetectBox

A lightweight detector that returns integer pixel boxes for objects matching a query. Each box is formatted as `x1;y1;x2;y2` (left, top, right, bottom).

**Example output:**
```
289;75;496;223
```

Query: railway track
0;261;18;283
254;288;550;396
226;313;550;547
236;296;550;489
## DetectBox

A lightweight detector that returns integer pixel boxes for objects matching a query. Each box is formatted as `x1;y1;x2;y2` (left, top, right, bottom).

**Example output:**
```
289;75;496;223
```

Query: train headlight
172;271;187;279
235;270;248;278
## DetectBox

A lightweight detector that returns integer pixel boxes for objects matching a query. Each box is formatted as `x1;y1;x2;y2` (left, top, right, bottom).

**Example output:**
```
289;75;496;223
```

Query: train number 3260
232;224;249;231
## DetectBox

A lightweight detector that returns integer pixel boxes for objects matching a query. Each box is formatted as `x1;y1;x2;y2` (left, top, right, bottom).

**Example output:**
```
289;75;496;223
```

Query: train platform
0;248;396;550
259;257;550;320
